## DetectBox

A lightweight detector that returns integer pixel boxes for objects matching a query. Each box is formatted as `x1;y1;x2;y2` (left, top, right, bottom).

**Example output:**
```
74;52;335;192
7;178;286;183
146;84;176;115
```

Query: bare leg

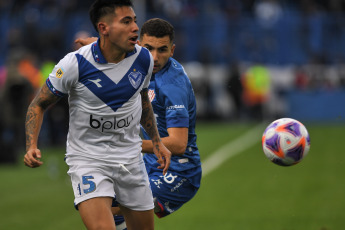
112;206;122;215
78;197;116;230
120;205;154;230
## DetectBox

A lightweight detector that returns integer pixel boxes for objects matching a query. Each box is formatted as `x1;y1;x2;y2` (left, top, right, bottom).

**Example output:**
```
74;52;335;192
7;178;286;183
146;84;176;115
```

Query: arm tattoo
25;84;61;151
140;89;160;148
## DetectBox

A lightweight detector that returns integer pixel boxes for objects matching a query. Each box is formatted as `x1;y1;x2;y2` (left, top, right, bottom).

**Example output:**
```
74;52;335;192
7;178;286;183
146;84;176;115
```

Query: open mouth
153;65;160;72
129;36;138;43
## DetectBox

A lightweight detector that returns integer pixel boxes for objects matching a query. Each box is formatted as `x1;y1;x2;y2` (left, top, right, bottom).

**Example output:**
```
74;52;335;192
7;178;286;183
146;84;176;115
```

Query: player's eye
158;48;168;53
121;17;133;25
145;46;153;51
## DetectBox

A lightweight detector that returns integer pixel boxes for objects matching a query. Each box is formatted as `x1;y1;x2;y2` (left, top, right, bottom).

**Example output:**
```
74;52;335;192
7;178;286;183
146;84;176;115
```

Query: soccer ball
262;118;310;166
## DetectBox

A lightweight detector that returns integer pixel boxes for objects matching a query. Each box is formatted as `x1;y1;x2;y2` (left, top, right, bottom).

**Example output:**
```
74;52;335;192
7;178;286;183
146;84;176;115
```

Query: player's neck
99;38;126;64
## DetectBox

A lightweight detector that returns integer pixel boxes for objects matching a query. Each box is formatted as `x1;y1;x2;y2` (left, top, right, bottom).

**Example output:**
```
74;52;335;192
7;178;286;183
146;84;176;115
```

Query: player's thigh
115;159;154;211
78;197;115;230
66;159;116;206
119;205;154;230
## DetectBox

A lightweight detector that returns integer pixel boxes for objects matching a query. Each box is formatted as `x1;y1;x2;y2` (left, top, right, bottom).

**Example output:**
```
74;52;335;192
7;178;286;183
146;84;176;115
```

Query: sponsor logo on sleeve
56;68;64;78
166;105;185;110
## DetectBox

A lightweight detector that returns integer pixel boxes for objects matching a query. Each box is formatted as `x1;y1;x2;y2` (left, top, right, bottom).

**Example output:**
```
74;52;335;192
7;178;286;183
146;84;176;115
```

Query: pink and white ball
262;118;310;166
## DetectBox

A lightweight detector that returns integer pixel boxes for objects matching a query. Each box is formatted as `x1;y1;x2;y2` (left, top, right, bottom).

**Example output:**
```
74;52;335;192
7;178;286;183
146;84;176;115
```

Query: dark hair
89;0;133;32
140;18;175;43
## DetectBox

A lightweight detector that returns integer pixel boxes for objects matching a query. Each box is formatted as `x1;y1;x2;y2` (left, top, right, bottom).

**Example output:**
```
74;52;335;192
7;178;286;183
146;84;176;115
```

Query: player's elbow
173;142;187;156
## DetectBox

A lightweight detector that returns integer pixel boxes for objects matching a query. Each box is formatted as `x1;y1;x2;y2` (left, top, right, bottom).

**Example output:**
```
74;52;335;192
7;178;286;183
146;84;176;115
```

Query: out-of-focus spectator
17;53;44;91
226;62;243;120
241;64;271;121
0;49;34;164
295;65;310;90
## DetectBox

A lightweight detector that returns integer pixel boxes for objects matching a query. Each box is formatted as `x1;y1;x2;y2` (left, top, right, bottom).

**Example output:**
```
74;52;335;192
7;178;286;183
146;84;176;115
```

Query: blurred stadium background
0;0;345;229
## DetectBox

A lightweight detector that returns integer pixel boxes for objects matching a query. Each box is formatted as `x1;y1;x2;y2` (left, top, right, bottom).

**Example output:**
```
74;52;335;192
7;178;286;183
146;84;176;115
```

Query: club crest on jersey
128;70;142;89
56;68;64;78
148;89;155;102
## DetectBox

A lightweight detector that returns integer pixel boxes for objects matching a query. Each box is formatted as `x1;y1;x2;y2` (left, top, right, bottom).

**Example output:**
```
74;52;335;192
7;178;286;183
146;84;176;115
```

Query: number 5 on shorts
82;175;96;194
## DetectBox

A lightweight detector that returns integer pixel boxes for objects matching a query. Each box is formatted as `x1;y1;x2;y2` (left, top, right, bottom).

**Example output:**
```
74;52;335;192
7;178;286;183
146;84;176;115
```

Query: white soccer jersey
47;40;153;164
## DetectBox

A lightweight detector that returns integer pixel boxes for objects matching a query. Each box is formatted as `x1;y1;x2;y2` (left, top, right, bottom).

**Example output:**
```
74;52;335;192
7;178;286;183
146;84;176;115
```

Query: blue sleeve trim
46;78;66;97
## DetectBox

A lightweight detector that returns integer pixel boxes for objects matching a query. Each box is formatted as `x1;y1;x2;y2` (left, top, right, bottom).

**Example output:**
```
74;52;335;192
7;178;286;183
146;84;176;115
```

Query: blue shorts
148;170;199;218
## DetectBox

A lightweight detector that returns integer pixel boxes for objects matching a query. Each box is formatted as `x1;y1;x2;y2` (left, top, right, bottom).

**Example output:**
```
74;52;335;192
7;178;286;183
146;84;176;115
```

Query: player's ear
137;40;141;46
170;44;176;57
98;22;108;36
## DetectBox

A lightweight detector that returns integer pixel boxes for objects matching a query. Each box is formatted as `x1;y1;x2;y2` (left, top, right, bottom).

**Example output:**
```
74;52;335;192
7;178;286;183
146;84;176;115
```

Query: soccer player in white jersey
76;18;201;230
23;1;171;229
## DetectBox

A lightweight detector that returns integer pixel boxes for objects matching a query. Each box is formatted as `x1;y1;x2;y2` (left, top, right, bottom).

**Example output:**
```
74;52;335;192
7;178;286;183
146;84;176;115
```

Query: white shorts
66;154;154;211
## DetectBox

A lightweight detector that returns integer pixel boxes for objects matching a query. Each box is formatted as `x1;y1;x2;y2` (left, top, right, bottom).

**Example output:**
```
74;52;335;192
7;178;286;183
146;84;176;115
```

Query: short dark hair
89;0;133;32
140;18;175;43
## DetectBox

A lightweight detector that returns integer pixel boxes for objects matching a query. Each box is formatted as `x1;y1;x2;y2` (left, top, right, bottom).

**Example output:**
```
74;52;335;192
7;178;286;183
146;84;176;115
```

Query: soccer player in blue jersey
77;18;202;230
23;1;171;230
138;18;202;218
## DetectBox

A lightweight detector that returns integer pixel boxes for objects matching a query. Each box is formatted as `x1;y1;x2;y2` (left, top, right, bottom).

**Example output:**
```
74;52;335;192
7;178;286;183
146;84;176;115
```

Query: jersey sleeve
160;83;189;128
46;52;79;97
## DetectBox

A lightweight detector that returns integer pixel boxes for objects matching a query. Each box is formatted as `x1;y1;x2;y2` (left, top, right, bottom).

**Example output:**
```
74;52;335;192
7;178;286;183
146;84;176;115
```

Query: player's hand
74;37;98;46
153;142;171;175
24;149;43;168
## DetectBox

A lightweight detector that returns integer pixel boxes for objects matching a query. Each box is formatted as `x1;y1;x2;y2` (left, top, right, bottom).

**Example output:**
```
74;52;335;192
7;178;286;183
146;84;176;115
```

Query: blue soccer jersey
142;57;201;188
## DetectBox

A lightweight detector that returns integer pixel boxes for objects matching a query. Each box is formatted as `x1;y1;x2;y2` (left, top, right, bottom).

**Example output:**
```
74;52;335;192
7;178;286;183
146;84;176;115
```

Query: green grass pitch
0;122;344;229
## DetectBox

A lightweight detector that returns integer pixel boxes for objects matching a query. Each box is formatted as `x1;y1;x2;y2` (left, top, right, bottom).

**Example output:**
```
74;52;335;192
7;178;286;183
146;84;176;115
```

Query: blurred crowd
2;0;345;163
2;0;345;66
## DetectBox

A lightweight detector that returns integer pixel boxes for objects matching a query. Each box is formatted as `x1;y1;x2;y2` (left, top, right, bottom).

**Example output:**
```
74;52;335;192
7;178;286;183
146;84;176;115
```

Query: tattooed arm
24;84;61;168
140;88;171;175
